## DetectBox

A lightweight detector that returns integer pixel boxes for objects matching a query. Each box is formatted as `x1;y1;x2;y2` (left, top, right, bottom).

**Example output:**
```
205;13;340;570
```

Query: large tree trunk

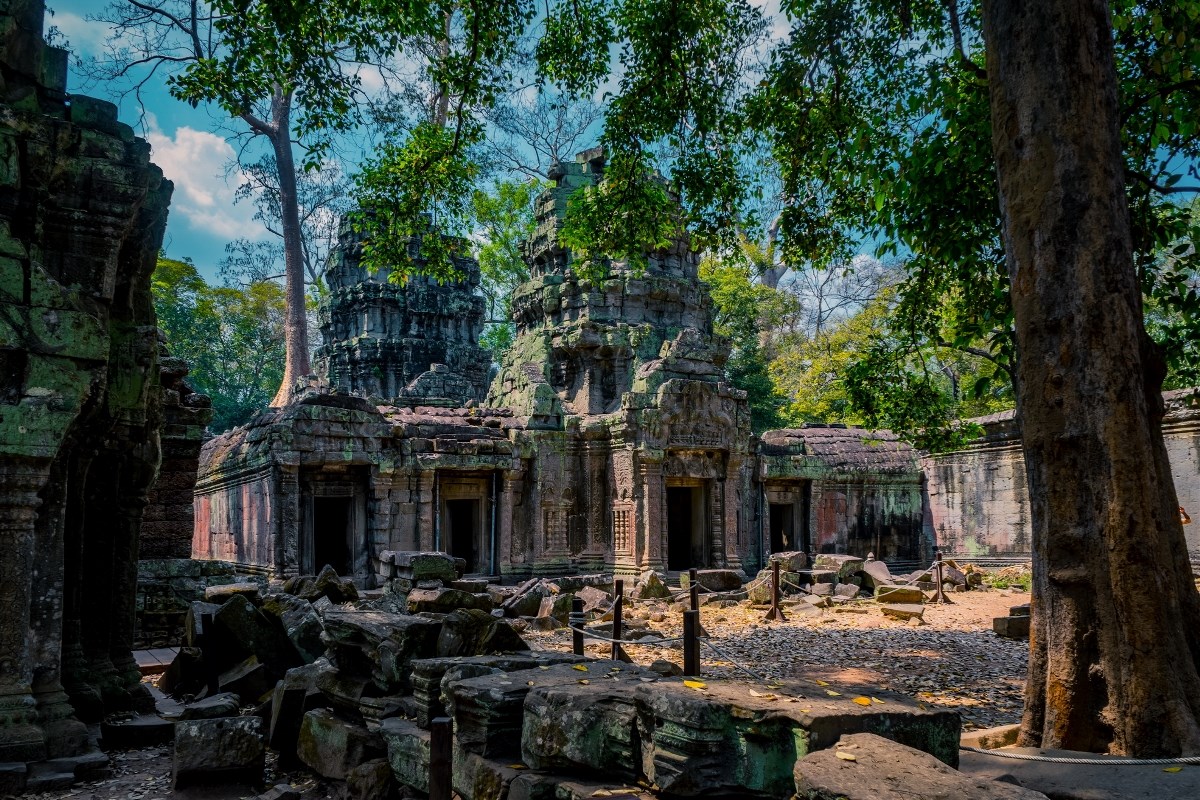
268;88;312;407
981;0;1200;755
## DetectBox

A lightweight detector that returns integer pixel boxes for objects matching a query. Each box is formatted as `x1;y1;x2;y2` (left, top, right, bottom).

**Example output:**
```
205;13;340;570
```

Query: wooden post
612;579;624;662
429;716;452;800
200;612;219;694
571;596;585;656
688;567;699;611
764;560;787;622
683;610;700;676
932;549;951;604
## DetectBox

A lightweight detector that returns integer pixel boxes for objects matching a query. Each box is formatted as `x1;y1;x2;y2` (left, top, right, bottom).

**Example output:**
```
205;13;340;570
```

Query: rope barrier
566;624;687;646
700;639;765;681
959;746;1200;766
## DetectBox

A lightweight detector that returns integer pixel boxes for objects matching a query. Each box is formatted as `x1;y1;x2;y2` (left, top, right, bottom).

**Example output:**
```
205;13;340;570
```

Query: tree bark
982;0;1200;755
267;87;312;407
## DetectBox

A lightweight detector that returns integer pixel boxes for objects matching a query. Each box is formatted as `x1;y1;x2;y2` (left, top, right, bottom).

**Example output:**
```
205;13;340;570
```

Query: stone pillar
498;469;520;571
30;456;88;757
710;477;726;568
61;450;102;722
585;440;607;556
0;457;49;762
723;457;744;571
417;470;436;551
637;459;664;571
277;464;301;577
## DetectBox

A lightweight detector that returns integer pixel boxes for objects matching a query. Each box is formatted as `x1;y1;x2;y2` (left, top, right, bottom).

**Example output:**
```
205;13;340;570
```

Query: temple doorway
445;499;480;571
312;496;352;575
667;483;708;570
769;503;794;553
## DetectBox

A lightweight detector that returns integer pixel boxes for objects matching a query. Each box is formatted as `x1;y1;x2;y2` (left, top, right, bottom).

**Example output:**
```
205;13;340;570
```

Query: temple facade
194;151;930;584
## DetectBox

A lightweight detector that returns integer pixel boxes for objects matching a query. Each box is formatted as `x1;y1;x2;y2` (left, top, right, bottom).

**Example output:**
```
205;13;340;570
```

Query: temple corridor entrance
667;483;708;570
769;503;794;553
312;496;352;576
445;499;480;572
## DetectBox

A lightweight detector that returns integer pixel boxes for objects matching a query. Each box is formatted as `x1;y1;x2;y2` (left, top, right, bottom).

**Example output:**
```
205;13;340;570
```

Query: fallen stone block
881;604;925;622
960;723;1022;750
381;717;430;793
810;583;835;597
451;661;636;759
184;600;223;648
100;714;175;748
386;551;459;584
859;559;893;590
813;554;866;580
770;550;809;571
212;594;301;677
1009;603;1031;616
346;758;396;800
407;587;494;614
205;581;262;604
437;607;530;657
282;564;360;604
321;609;442;693
874;585;925;604
254;784;301;800
454;742;524;800
177;691;242;721
509;772;649;800
681;568;744;592
260;592;325;664
538;592;574;622
173;716;265;789
834;583;862;599
993;615;1031;639
296;709;384;780
631;570;671;600
219;655;275;704
794;732;1047;799
578;585;611;613
160;646;206;696
452;578;491;592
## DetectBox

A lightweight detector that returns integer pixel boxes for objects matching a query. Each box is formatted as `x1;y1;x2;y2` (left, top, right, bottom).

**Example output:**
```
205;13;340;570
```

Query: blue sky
50;1;296;281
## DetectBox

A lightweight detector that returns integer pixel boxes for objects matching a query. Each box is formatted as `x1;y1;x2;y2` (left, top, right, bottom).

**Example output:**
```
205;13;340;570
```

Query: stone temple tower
314;220;490;405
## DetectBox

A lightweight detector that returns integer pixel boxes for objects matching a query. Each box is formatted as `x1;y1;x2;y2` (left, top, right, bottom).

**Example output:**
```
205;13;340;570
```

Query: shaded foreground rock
173;716;264;788
794;733;1048;799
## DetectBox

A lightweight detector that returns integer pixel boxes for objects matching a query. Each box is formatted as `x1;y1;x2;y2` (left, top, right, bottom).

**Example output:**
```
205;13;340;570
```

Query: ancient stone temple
313;220;490;405
195;150;929;585
0;0;179;766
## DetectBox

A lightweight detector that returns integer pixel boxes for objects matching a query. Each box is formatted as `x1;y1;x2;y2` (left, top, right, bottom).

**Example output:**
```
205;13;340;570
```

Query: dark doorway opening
769;503;794;553
446;499;479;572
667;486;706;570
313;496;352;575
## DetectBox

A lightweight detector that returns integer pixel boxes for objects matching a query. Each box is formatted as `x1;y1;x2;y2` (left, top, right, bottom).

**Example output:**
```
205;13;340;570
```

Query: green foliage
698;256;795;432
168;0;433;168
152;256;286;432
354;123;482;281
471;178;541;361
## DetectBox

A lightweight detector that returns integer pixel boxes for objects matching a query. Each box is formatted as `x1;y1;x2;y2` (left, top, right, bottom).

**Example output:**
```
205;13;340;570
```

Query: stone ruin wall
0;0;183;763
923;390;1200;564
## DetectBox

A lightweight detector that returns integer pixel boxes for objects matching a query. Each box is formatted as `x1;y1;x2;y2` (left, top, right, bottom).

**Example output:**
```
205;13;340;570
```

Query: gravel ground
527;587;1031;731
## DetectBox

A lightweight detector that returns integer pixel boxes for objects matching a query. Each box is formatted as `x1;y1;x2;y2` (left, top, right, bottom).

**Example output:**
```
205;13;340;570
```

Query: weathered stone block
296;709;384;781
204;582;262;604
793;733;1047;799
173;716;264;788
381;717;430;793
881;604;925;622
813;554;866;580
387;551;459;584
282;564;360;604
177;692;241;721
408;587;493;614
874;585;924;604
321;609;442;693
454;742;524;800
681;569;744;592
993;615;1030;639
437;608;530;658
260;592;325;664
859;560;893;589
212;594;301;676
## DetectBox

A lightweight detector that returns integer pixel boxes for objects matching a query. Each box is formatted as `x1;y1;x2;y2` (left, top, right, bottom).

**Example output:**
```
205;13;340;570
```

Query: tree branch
944;0;987;82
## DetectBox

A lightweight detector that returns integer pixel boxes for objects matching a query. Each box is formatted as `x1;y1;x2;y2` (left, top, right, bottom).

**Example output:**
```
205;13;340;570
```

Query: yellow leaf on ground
1164;767;1184;773
852;696;871;706
508;764;527;770
573;665;589;672
684;680;708;690
815;680;830;686
826;690;842;697
836;751;857;761
578;679;590;685
871;697;885;704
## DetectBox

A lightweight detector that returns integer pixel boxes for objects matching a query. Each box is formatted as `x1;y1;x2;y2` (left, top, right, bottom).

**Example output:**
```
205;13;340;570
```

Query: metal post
429;716;452;800
683;610;700;676
764;559;787;621
200;612;219;694
612;579;624;662
689;567;699;612
571;596;585;656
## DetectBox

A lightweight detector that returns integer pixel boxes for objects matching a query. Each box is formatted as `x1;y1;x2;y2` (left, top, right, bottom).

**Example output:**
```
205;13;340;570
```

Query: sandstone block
874;585;925;604
407;587;494;614
173;716;264;788
794;732;1048;799
282;564;360;604
260;592;325;664
454;742;524;800
770;550;810;571
296;709;384;781
813;554;866;580
859;560;894;589
834;583;862;599
993;615;1030;639
177;692;241;721
881;604;925;622
381;717;430;793
386;551;459;584
437;608;530;657
212;594;300;677
681;569;744;592
631;571;671;600
321;609;442;693
204;581;262;604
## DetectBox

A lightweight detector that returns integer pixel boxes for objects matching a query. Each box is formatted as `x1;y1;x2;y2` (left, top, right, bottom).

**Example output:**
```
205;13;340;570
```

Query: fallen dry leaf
835;751;857;762
852;696;871;706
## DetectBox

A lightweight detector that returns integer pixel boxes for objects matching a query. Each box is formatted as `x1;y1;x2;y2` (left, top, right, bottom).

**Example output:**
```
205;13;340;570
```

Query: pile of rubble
126;551;1043;799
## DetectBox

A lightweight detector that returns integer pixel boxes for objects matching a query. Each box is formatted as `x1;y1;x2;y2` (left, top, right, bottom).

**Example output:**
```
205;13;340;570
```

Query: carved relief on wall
657;382;738;448
543;507;569;554
663;449;726;480
612;503;634;555
611;450;636;502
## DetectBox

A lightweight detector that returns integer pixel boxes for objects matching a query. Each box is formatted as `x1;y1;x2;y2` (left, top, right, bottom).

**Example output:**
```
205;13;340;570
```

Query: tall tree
982;0;1200;755
88;0;431;406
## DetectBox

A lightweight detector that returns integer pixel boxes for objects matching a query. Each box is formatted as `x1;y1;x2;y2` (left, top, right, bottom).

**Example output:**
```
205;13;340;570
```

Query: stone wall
133;558;237;649
923;390;1200;564
0;0;173;763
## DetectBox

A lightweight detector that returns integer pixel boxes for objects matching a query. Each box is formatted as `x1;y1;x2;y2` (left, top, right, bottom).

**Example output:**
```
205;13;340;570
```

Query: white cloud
46;10;112;58
147;126;269;241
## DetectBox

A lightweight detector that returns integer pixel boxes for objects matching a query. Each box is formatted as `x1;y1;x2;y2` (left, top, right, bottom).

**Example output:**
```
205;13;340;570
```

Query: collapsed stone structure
195;150;929;585
0;0;210;770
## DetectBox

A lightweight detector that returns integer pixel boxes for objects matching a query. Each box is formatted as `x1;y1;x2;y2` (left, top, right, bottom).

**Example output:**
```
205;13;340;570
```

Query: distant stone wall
923;392;1200;564
134;559;238;649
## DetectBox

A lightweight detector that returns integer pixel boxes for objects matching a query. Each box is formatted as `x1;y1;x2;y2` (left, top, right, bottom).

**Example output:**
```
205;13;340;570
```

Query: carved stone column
276;464;301;577
498;469;520;571
0;457;50;762
637;458;664;571
417;470;436;551
30;456;88;757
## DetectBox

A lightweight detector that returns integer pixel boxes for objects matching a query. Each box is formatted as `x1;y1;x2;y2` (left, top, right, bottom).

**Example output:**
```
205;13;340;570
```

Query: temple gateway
193;151;932;584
